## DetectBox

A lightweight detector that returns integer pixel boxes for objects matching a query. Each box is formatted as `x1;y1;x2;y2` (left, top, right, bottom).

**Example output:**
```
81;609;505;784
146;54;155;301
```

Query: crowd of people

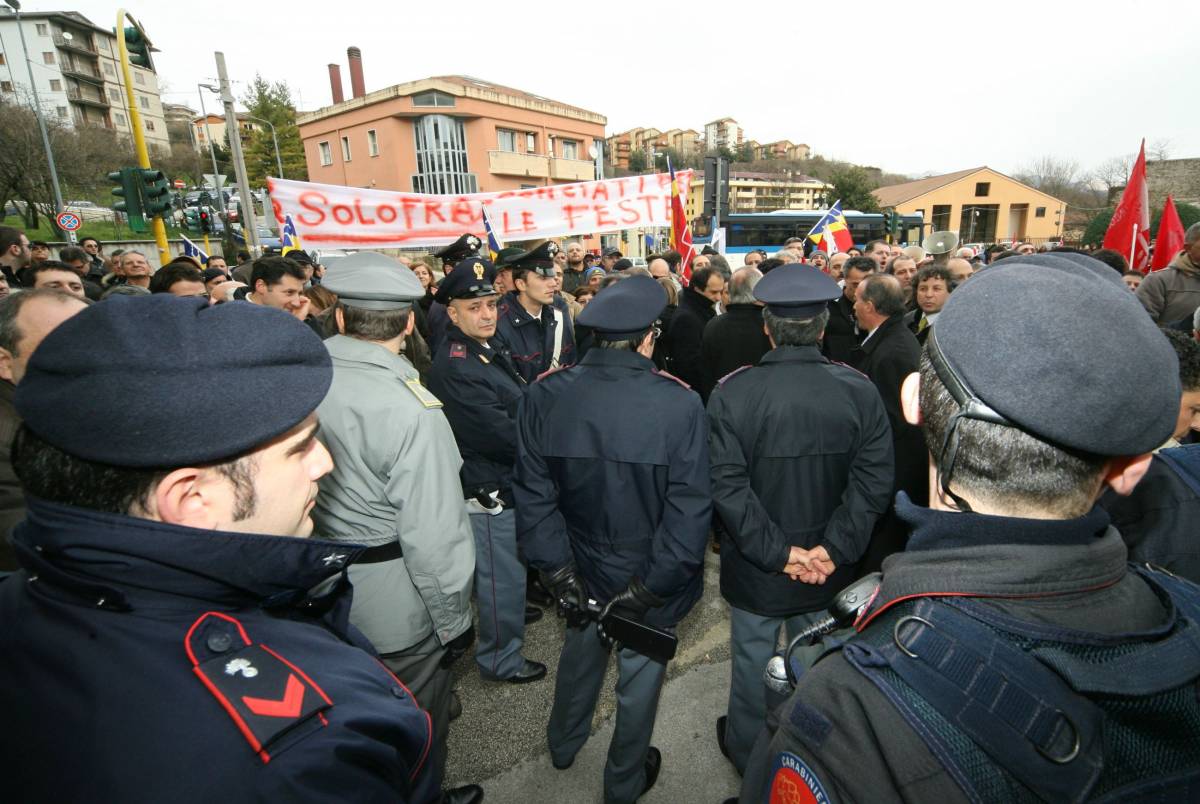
1;217;1200;803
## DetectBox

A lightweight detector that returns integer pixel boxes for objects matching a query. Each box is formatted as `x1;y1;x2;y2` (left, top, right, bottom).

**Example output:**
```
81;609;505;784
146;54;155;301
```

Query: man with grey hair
120;251;152;290
702;266;770;385
852;273;925;572
772;249;799;265
708;264;893;775
1137;221;1200;324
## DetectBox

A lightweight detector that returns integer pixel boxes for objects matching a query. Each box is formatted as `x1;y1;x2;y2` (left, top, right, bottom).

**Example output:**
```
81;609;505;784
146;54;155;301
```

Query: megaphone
925;231;959;264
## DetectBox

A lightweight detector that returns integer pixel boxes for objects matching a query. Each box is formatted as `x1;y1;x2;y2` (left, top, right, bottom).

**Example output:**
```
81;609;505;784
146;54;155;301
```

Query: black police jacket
513;348;711;628
739;497;1181;804
495;291;576;384
0;497;439;803
707;345;894;616
429;324;527;498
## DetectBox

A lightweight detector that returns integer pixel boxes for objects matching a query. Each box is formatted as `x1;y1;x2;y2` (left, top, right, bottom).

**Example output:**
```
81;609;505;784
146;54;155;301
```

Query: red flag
668;158;694;286
1150;195;1186;272
1102;140;1151;272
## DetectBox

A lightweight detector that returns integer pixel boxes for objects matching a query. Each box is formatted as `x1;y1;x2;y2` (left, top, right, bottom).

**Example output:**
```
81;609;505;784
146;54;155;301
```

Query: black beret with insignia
432;233;483;265
508;241;560;277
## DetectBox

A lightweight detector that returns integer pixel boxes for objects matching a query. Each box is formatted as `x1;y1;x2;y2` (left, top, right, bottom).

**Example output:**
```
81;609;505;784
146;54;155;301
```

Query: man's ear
404;310;416;336
151;467;218;529
1102;454;1153;497
0;347;15;384
901;371;922;426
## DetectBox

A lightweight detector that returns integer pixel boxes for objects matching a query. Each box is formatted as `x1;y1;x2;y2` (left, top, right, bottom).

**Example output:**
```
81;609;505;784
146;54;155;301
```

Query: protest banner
267;170;693;248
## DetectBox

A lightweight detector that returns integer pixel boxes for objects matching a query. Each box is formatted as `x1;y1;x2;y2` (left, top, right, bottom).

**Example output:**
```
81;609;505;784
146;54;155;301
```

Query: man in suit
822;257;874;364
904;265;953;345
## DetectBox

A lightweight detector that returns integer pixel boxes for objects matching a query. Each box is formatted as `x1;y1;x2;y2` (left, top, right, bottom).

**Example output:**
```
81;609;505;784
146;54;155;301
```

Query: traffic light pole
216;52;260;256
115;9;169;264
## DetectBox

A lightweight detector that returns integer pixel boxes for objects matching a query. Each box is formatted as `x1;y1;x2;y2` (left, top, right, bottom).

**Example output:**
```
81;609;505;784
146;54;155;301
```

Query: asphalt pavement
445;550;744;803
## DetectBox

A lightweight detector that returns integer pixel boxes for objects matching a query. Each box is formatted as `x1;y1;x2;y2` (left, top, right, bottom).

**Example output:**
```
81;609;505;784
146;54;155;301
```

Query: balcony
550;157;595;182
60;61;104;85
489;149;549;179
54;32;97;55
66;86;109;108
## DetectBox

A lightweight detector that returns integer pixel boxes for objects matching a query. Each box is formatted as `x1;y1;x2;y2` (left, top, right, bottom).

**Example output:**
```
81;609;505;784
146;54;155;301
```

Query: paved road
445;550;744;803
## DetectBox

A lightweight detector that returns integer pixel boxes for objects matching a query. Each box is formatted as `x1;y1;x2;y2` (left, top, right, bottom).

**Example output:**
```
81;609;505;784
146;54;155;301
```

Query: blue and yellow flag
181;234;209;265
280;214;302;257
481;208;503;261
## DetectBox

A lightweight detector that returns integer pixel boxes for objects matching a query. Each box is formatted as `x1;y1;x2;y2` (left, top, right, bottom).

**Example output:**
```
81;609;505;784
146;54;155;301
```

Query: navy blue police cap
509;241;560;277
494;246;525;268
1015;252;1125;288
930;257;1179;456
434;257;497;304
753;264;842;318
577;275;667;340
432;233;483;264
15;295;332;468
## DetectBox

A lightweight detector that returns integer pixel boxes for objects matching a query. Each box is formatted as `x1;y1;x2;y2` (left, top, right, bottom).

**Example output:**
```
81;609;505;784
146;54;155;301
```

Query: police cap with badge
926;252;1179;505
16;295;331;468
432;233;483;266
321;251;424;310
508;241;560;279
434;257;498;304
752;264;842;318
577;275;666;340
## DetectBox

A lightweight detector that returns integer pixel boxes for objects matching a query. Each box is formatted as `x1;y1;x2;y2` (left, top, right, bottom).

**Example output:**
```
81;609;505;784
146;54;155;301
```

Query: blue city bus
694;210;925;265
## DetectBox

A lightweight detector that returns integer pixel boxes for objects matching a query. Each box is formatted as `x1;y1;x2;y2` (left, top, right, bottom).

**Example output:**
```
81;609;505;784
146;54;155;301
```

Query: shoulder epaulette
449;342;466;360
717;364;753;387
535;364;573;383
402;377;443;409
652;368;691;389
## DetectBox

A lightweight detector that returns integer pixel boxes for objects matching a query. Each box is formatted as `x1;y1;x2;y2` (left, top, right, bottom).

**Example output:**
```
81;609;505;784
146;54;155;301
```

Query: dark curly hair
1162;328;1200;392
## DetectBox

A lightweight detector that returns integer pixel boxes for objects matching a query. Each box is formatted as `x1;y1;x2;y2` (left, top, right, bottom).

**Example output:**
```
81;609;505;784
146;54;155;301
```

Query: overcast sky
44;0;1200;179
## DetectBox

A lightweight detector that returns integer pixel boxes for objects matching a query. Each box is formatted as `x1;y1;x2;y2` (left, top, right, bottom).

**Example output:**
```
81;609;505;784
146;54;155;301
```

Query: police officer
514;275;711;803
496;240;576;383
739;255;1200;802
428;258;546;685
427;233;485;354
312;253;481;804
0;296;440;802
707;265;894;775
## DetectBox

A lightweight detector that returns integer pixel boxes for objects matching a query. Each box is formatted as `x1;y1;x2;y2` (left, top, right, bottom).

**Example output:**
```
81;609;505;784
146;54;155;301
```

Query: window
108;87;120;101
497;129;517;152
561;139;579;160
138;95;149;109
49;79;61;91
134;71;145;85
412;90;455;107
340;135;351;161
526;132;537;152
42;52;55;65
931;204;952;231
975;181;990;197
412;114;476;194
36;23;49;36
367;128;379;157
318;141;332;166
103;62;114;76
114;111;126;126
1035;206;1047;218
0;81;13;93
145;120;155;131
56;106;67;119
959;204;999;242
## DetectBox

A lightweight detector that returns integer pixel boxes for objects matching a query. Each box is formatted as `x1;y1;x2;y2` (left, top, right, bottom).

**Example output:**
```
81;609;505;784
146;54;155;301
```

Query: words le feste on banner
267;170;694;249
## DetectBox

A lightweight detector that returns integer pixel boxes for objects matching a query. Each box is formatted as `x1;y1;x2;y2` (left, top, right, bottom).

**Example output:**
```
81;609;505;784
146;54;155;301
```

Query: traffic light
140;169;172;218
108;167;146;232
183;207;200;232
124;25;153;69
199;208;212;234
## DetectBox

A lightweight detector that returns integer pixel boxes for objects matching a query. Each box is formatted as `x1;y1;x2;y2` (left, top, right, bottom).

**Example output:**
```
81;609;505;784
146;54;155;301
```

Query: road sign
173;179;186;189
55;211;82;231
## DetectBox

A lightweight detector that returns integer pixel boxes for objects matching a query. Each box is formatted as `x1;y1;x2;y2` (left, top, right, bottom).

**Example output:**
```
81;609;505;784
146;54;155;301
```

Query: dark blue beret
1015;252;1125;288
16;295;332;468
753;264;841;318
432;233;483;263
577;275;666;340
434;257;497;304
932;259;1179;456
509;241;559;276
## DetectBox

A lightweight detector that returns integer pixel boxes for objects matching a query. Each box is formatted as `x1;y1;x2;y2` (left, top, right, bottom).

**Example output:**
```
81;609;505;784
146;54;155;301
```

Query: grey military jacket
313;335;474;653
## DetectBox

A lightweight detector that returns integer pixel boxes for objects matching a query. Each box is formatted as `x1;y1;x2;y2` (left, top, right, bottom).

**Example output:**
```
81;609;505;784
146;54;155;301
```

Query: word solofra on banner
267;171;694;248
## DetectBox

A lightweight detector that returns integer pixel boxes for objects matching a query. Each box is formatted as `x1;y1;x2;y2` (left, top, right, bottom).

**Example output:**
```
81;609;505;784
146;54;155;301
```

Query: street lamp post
5;0;67;224
197;84;223;199
240;114;283;179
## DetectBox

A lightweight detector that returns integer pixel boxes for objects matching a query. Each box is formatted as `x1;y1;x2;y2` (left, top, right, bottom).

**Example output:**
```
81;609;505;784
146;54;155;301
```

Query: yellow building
873;166;1067;245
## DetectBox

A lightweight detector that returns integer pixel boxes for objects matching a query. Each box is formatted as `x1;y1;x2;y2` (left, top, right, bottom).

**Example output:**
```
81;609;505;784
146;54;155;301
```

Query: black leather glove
438;624;475;668
597;578;664;651
540;565;588;628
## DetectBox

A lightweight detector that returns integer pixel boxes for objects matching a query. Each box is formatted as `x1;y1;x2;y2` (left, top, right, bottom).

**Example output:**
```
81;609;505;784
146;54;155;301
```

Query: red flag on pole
1150;194;1186;272
1102;140;1151;272
668;157;695;286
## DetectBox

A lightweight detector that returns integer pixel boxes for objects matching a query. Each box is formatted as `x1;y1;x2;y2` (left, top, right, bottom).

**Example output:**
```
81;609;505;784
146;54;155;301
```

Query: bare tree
1148;138;1172;162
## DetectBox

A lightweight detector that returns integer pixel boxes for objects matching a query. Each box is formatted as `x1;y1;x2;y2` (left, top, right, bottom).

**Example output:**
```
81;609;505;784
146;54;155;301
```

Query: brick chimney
328;63;344;104
347;46;365;99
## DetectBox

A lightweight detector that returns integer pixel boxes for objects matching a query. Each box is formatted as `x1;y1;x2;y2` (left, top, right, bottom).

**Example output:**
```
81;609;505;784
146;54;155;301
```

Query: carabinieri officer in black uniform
427;233;485;354
739;253;1200;802
514;275;711;803
496;240;576;383
428;257;547;685
707;264;895;776
0;296;440;802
